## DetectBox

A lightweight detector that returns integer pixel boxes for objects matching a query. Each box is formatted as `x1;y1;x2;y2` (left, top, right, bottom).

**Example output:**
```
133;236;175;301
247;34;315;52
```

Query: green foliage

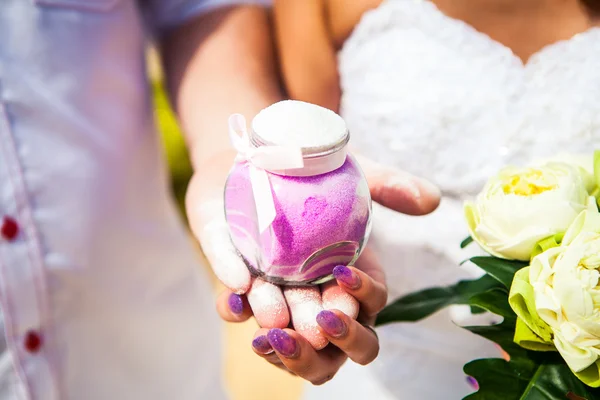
377;255;600;399
152;80;193;219
461;236;474;248
375;274;501;326
467;257;528;289
464;359;600;400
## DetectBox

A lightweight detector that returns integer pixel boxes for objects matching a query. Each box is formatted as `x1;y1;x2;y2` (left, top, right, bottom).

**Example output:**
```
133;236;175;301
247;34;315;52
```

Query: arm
161;5;281;195
273;0;341;111
160;4;281;297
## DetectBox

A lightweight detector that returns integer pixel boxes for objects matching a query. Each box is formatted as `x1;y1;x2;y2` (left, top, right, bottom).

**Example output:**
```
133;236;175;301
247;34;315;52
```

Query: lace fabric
340;0;600;196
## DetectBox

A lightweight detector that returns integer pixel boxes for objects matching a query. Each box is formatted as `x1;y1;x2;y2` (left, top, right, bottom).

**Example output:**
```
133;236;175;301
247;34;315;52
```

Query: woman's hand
247;248;386;385
187;153;440;382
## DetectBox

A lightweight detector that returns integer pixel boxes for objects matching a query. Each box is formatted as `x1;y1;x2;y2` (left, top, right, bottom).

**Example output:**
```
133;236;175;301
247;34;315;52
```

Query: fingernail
316;310;347;338
386;175;421;199
267;329;298;358
466;376;479;390
252;335;273;354
333;265;361;290
418;178;441;199
228;293;244;315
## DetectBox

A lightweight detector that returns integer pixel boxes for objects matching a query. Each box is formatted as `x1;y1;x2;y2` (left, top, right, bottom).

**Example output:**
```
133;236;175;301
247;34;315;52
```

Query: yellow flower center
502;169;558;196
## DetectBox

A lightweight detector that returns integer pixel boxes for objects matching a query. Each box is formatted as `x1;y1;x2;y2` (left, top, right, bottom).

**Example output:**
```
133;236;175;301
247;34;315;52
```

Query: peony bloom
465;162;591;261
510;201;600;386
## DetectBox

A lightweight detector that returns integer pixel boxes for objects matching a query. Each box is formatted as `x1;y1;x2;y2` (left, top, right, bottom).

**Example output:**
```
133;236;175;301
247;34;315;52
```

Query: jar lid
250;100;349;159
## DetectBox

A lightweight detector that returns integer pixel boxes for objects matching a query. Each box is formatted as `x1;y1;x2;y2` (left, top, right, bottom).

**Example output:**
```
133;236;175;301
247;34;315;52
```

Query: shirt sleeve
143;0;272;37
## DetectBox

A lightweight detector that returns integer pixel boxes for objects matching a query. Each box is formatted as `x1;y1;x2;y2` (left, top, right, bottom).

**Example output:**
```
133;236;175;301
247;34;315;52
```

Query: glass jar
224;101;372;285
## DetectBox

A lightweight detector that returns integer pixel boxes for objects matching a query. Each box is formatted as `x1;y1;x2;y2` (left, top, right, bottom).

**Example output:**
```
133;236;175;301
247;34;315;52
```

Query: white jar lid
251;100;349;159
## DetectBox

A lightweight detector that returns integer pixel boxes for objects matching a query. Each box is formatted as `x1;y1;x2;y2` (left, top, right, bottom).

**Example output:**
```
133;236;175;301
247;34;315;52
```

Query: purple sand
224;156;371;284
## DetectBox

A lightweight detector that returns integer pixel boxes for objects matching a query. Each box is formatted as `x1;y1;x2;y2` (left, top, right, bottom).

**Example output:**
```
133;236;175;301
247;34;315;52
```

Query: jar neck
249;129;350;177
271;145;348;177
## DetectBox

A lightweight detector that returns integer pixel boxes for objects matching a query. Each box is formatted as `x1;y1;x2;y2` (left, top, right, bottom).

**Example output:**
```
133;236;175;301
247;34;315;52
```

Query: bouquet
375;151;600;399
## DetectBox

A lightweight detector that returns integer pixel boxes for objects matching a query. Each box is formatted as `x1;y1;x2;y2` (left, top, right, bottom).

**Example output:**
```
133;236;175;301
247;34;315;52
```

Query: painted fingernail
228;293;244;315
466;376;479;390
252;335;273;354
316;310;347;338
333;265;361;290
267;329;298;358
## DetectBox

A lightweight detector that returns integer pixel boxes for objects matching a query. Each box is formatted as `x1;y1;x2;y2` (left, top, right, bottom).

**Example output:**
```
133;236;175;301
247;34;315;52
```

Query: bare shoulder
324;0;382;49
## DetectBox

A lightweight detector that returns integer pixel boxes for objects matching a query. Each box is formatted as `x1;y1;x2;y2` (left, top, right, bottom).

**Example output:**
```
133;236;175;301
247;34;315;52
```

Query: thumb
354;154;441;215
186;173;252;294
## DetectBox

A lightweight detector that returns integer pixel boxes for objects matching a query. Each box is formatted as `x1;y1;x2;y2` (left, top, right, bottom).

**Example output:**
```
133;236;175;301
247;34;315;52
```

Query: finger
251;328;292;372
216;290;253;322
316;310;379;366
353;246;386;286
266;328;347;385
252;328;274;356
333;265;387;317
354;153;440;215
321;281;359;320
247;278;290;329
284;286;328;350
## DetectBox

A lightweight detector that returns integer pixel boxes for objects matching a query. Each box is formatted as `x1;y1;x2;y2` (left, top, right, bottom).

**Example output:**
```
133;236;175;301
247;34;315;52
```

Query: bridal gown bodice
305;0;600;399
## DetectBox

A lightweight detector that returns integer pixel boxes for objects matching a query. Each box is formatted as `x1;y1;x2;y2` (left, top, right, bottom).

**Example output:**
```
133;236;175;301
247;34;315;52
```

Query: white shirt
0;0;267;398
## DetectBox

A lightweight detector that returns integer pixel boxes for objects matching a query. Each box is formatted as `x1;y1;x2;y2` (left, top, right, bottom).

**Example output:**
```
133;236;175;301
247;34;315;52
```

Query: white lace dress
303;0;600;399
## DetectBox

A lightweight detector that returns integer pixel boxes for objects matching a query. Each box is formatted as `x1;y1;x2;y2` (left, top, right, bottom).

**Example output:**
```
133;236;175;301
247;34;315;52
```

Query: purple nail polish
228;293;244;315
267;329;298;358
316;310;347;338
466;376;479;390
252;335;273;354
333;265;361;289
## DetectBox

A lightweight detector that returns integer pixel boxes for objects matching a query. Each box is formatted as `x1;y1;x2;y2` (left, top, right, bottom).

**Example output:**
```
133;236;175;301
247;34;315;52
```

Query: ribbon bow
228;114;304;232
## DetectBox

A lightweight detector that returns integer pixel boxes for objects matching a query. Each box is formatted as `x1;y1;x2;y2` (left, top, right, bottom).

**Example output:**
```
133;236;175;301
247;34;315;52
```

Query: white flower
533;153;596;194
465;162;591;261
529;202;600;373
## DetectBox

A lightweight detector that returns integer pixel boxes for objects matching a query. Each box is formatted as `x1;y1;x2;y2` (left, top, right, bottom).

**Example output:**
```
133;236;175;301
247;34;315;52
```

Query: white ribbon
228;114;304;233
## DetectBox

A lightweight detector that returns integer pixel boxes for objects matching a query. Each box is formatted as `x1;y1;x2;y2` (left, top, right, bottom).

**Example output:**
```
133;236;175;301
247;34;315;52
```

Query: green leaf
461;236;474;248
463;358;536;400
468;256;528;288
375;275;500;326
465;318;527;359
469;288;515;319
470;305;487;314
463;359;600;400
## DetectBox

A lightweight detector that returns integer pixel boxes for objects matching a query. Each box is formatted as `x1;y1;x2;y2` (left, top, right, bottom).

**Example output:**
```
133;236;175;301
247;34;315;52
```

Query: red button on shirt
24;331;42;353
1;216;19;240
